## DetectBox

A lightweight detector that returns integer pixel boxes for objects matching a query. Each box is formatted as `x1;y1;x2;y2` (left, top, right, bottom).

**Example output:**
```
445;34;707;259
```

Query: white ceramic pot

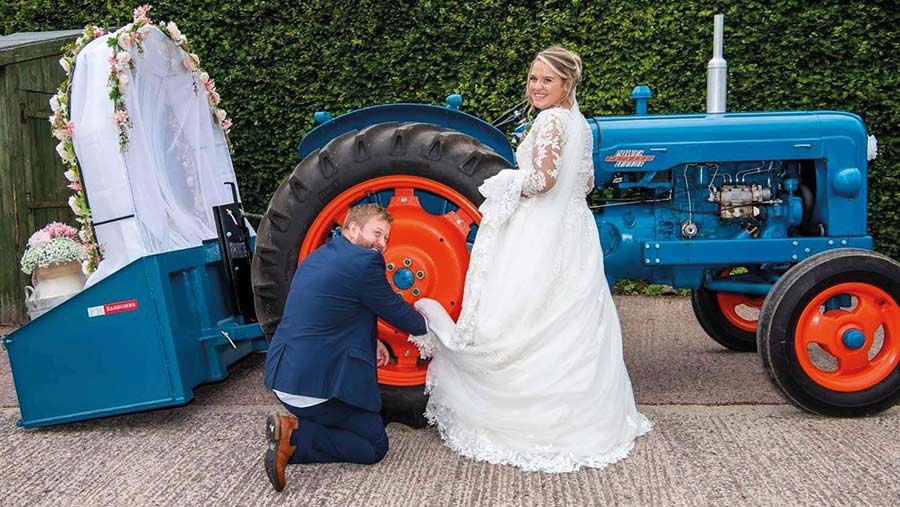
30;260;85;301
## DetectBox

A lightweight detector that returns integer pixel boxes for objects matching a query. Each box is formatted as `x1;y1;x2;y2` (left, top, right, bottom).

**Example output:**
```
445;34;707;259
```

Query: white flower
53;128;68;141
20;237;88;275
56;142;75;164
49;94;61;112
116;51;131;65
167;21;183;43
75;36;84;46
64;170;78;182
215;108;227;123
117;30;133;50
207;91;220;106
118;74;129;94
138;24;151;35
197;71;210;84
68;195;81;215
59;57;71;73
867;135;878;161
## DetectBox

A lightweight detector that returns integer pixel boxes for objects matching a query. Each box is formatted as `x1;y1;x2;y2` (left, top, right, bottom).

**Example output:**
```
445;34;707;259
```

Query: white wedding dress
411;101;651;473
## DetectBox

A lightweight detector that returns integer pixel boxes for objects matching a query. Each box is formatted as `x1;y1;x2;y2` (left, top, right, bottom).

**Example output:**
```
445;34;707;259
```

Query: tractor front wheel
251;122;509;427
757;249;900;416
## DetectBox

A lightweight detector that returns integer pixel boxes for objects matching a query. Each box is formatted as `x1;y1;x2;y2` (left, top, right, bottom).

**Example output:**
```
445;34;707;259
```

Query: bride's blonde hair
526;46;583;111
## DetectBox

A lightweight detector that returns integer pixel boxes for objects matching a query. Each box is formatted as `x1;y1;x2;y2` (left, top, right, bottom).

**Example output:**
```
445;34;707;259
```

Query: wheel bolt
386;263;394;271
403;258;412;267
412;288;420;296
416;270;425;279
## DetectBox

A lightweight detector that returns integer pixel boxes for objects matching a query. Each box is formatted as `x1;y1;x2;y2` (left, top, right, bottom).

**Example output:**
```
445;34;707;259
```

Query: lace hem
425;402;653;473
408;330;437;359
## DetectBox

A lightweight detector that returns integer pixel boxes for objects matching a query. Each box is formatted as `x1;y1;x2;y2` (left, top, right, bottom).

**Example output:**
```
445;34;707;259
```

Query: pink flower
113;109;128;125
65;121;76;137
68;181;83;192
203;79;216;92
207;90;220;107
117;30;133;50
222;118;233;132
94;27;105;37
183;52;199;71
44;222;79;239
133;4;152;21
28;230;51;247
108;55;117;66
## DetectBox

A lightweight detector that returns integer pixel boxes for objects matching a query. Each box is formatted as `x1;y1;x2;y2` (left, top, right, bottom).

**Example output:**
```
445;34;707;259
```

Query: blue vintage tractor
250;15;900;422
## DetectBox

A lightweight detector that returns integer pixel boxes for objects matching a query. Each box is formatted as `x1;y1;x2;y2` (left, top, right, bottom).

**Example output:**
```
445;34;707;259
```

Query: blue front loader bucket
2;242;268;428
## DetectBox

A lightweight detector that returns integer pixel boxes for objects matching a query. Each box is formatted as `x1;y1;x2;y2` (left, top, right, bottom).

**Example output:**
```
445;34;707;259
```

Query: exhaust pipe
706;14;727;113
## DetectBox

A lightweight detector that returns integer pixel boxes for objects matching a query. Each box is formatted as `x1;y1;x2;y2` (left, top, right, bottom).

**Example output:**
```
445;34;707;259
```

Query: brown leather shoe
264;414;299;492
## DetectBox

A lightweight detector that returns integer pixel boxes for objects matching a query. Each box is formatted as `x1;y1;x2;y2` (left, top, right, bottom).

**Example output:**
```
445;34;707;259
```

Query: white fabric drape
411;100;651;473
70;27;245;286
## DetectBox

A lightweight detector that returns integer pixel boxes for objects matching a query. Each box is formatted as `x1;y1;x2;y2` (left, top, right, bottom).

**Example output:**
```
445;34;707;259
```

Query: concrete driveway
2;295;898;506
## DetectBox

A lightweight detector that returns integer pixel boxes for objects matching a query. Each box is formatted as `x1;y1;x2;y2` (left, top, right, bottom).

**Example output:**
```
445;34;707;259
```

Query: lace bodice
515;107;594;197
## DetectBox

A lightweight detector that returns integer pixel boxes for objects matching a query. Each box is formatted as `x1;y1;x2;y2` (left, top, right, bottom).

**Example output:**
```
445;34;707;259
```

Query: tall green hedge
4;1;899;257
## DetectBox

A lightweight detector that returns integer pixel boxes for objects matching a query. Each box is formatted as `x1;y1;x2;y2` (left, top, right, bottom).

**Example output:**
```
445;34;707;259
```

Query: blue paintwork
842;329;866;350
2;243;267;428
314;111;333;124
296;102;873;295
298;103;516;165
445;94;463;111
587;109;872;289
630;86;653;116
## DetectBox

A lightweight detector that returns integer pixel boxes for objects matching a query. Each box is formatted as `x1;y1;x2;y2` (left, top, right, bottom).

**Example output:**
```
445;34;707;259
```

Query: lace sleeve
522;109;568;196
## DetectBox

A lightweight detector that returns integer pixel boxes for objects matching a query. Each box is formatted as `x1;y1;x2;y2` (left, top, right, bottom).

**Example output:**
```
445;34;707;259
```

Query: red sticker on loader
88;299;139;317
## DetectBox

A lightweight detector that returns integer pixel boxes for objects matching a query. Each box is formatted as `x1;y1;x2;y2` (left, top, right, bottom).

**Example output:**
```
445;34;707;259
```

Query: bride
411;46;651;473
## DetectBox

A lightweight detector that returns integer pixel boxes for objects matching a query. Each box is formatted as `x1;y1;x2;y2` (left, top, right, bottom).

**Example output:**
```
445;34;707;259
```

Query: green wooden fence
0;30;80;324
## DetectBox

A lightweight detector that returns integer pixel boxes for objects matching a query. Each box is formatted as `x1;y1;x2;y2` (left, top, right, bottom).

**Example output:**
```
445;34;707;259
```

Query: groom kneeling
263;204;427;491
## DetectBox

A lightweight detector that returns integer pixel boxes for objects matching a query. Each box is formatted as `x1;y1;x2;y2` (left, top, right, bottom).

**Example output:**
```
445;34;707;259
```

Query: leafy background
4;0;898;257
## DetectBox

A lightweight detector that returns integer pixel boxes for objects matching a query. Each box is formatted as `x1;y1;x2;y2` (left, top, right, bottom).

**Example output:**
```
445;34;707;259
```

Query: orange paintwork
716;291;764;332
794;282;900;392
298;176;482;386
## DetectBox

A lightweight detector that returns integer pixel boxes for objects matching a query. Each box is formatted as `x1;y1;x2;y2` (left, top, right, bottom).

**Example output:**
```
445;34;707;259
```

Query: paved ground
1;296;898;507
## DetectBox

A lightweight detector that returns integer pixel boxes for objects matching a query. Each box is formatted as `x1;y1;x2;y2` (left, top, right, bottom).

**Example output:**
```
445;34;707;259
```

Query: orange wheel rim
300;176;482;386
715;268;765;332
716;292;764;332
794;282;900;392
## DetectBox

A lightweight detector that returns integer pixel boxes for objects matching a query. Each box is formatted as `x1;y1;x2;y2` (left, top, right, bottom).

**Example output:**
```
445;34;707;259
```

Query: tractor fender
297;103;516;165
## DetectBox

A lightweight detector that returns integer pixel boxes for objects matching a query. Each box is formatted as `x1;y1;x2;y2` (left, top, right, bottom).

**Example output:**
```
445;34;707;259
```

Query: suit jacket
263;235;428;412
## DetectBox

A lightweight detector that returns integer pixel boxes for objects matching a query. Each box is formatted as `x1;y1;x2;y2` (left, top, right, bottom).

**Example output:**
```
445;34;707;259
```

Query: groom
262;204;427;492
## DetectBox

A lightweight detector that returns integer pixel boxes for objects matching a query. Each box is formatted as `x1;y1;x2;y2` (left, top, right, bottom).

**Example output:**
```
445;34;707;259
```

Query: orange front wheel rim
794;282;900;392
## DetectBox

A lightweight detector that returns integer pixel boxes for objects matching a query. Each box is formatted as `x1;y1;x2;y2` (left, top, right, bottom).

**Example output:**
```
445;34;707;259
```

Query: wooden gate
0;30;81;325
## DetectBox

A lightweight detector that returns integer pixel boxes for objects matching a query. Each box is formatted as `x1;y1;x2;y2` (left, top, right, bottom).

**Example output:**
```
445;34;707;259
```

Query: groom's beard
353;237;383;253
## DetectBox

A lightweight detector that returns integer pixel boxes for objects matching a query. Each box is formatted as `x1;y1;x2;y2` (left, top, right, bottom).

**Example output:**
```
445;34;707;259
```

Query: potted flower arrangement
20;222;88;310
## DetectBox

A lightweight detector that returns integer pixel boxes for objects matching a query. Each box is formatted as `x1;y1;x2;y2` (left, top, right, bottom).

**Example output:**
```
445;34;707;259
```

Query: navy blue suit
264;235;426;464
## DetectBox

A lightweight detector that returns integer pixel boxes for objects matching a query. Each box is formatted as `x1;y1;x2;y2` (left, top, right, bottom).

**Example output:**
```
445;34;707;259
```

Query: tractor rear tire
251;122;509;428
757;249;900;417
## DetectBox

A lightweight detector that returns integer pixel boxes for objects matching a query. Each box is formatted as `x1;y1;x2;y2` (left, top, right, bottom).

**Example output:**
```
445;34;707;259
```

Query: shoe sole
264;414;284;492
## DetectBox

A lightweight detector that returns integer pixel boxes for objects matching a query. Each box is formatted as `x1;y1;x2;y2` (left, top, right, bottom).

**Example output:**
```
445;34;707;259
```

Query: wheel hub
841;329;866;350
392;268;415;290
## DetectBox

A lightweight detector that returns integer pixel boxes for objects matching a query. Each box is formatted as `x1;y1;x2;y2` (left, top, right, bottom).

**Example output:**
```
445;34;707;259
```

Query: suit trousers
280;398;388;465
